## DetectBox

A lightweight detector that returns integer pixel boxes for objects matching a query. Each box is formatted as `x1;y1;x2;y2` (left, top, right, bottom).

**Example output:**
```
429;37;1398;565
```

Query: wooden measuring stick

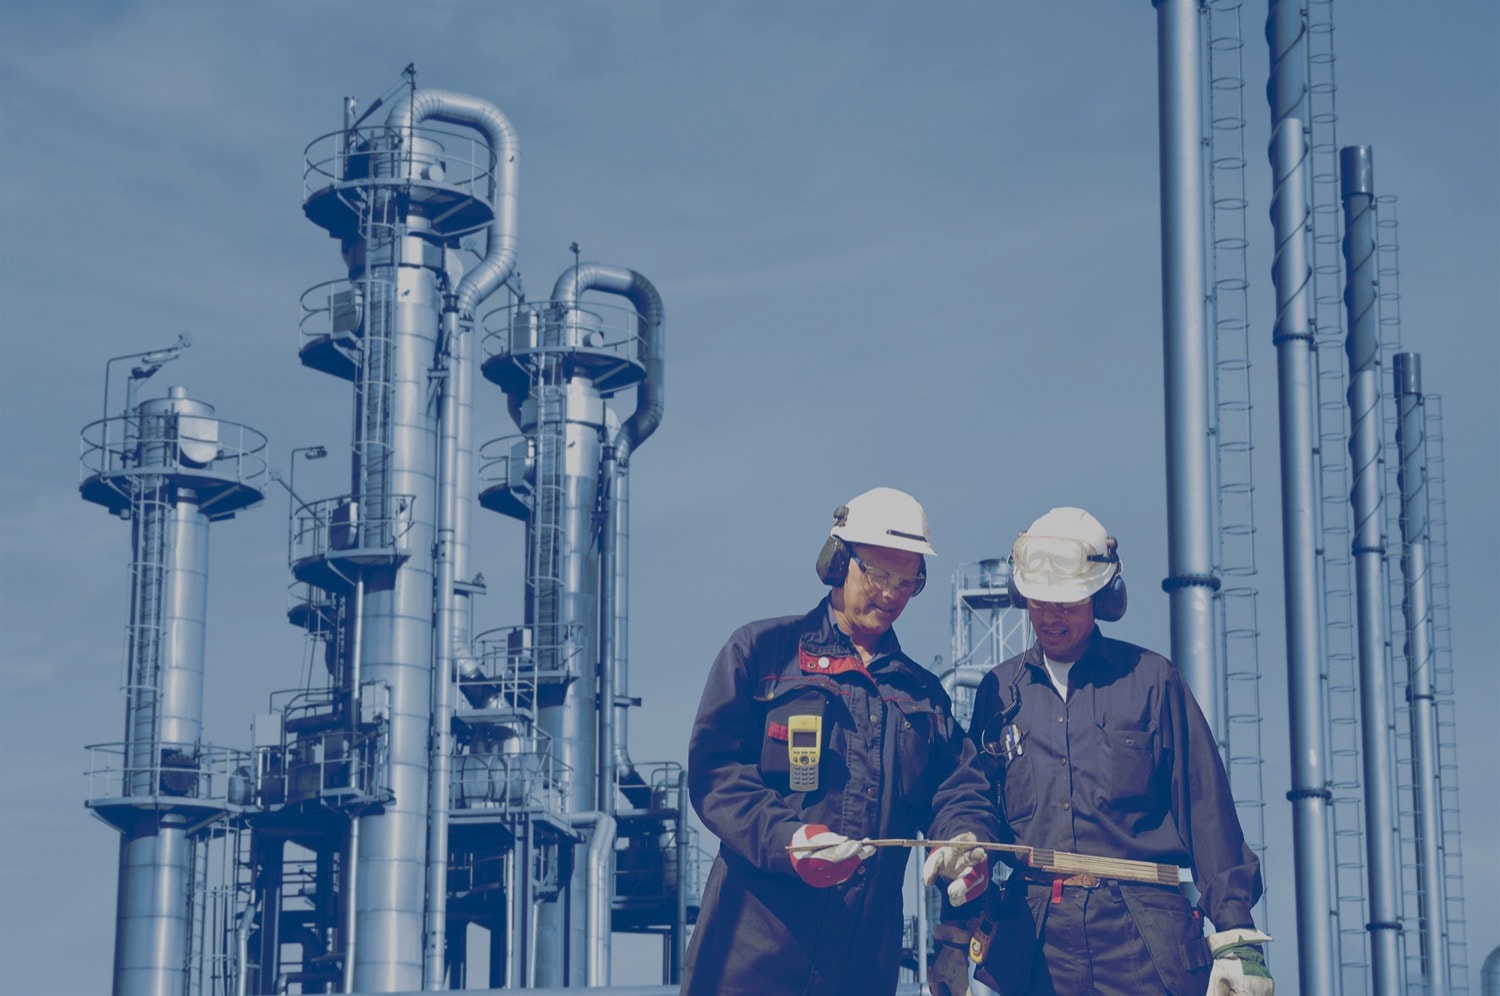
787;837;1180;887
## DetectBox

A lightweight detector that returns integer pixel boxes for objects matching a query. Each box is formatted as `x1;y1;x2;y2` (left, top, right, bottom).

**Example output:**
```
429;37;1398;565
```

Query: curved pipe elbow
551;263;665;461
388;89;520;314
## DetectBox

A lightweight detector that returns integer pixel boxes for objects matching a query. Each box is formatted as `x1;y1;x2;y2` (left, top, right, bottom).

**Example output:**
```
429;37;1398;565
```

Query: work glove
921;831;990;905
789;824;875;888
928;940;972;996
1206;928;1274;995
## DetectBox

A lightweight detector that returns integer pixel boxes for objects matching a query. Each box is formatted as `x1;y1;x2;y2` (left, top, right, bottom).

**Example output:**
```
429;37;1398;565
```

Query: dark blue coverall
952;628;1262;996
683;598;1000;996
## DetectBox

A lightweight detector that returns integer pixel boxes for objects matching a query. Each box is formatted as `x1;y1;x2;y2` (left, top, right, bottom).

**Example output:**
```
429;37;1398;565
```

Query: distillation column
299;78;516;991
80;386;265;996
480;262;663;985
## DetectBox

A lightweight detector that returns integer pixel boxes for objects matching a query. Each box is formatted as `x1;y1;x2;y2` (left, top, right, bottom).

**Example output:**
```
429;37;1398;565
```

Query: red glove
789;824;875;887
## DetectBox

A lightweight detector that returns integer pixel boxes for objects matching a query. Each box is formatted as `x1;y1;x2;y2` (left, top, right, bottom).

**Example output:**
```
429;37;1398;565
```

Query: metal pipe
598;443;620;813
1339;144;1404;996
940;668;984;703
1393;352;1449;992
1265;2;1339;989
572;811;619;986
673;769;689;983
425;302;463;990
386;89;520;319
608;460;633;795
1154;0;1223;728
343;574;364;995
915;844;929;993
550;263;666;464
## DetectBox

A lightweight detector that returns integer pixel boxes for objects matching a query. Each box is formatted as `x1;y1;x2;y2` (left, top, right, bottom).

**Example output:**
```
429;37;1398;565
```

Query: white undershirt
1043;654;1073;700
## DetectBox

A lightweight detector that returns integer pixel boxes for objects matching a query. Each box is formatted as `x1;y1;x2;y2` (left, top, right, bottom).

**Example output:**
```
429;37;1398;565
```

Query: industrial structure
83;70;699;995
78;3;1478;993
81;338;267;996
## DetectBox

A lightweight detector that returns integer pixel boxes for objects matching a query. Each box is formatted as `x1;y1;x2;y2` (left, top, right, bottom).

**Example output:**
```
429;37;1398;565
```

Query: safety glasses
849;550;926;597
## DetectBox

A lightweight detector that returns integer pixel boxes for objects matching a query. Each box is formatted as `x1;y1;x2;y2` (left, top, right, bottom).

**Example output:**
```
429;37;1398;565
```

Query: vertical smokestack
1265;3;1339;990
1154;0;1223;726
1393;352;1450;992
1340;144;1405;996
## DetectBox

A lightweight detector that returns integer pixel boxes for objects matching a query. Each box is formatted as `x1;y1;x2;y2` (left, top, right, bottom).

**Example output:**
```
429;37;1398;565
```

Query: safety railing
85;741;255;809
480;298;648;394
289;492;415;563
451;732;571;822
303;122;496;212
80;412;267;491
477;433;531;493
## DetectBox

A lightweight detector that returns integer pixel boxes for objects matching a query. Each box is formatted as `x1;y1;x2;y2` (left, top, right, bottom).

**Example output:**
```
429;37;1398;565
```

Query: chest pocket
755;682;844;797
1000;749;1038;827
1097;722;1159;810
891;698;944;801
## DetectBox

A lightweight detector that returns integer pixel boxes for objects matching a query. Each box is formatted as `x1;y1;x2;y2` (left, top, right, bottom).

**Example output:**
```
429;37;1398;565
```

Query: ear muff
815;535;851;586
1092;573;1128;622
1092;536;1127;621
1005;568;1028;611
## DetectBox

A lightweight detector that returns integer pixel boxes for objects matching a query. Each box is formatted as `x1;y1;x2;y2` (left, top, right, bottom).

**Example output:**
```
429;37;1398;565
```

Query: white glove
789;824;875;887
1206;928;1274;995
921;831;990;905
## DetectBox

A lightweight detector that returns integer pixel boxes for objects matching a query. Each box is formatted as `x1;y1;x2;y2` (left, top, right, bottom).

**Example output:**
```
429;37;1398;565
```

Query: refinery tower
83;69;697;995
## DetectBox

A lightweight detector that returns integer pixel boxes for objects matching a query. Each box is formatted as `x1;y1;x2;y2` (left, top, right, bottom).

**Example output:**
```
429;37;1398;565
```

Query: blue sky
1;2;1496;992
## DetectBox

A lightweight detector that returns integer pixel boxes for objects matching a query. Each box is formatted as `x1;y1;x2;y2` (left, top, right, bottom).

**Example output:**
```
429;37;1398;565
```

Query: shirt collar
801;597;914;676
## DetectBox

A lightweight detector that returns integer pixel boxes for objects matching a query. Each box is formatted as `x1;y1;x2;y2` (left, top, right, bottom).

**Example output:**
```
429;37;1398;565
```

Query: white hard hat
831;487;937;557
1010;506;1120;603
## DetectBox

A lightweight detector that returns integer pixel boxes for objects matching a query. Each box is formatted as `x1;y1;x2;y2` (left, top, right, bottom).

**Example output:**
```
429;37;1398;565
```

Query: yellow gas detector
787;714;822;792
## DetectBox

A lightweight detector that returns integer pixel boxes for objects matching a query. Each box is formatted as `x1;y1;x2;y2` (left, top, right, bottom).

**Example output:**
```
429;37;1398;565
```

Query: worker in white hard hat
682;487;1002;996
931;507;1272;996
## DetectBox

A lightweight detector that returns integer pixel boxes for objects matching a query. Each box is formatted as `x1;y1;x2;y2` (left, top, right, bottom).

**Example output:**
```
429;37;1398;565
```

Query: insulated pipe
1154;0;1223;730
1393;352;1449;992
673;769;689;983
572;811;619;986
550;263;666;464
598;443;621;813
940;668;985;703
1339;145;1404;996
342;576;364;995
386;89;520;319
427;303;463;990
606;457;636;800
1265;3;1339;989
